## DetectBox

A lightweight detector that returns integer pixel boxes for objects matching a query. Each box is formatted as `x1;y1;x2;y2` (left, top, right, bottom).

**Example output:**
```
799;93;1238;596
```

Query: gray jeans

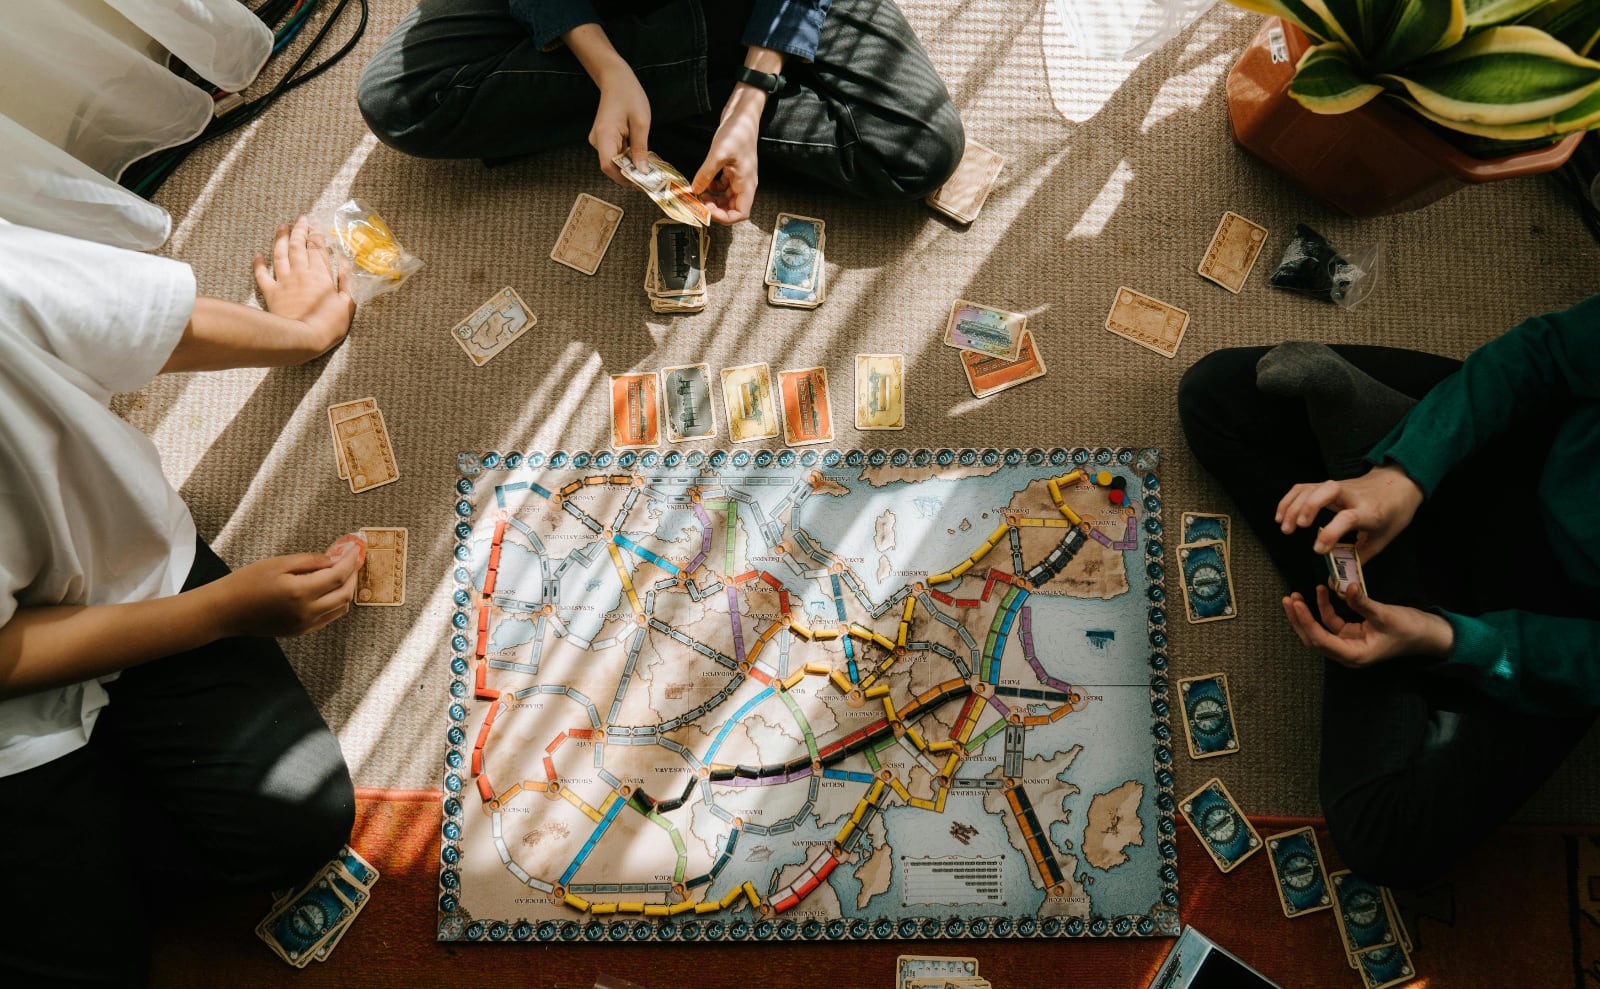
357;0;964;199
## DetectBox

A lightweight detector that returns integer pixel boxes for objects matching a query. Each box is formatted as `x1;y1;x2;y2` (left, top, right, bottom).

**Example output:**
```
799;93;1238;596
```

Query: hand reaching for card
207;534;366;639
693;87;763;225
1282;584;1453;668
1275;464;1424;560
253;216;354;358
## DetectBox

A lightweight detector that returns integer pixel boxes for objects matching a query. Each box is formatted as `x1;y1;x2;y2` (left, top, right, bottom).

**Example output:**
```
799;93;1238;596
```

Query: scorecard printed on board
440;446;1178;943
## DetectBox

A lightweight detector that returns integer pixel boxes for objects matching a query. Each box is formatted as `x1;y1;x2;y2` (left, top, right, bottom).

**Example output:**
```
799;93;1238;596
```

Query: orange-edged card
778;366;834;446
609;372;660;448
960;329;1047;398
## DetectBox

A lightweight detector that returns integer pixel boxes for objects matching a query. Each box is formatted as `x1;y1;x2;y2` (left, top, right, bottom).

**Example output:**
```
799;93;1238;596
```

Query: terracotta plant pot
1226;18;1585;217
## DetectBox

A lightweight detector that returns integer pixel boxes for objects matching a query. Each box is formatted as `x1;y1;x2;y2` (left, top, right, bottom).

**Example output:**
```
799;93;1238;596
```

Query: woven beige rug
125;0;1600;818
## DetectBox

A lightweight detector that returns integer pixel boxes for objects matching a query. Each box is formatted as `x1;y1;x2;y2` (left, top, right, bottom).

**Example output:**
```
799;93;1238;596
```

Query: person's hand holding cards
563;24;652;186
205;533;367;638
1275;463;1424;560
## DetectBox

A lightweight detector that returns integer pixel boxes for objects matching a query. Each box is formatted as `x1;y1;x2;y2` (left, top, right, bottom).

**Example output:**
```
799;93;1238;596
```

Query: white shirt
0;220;197;776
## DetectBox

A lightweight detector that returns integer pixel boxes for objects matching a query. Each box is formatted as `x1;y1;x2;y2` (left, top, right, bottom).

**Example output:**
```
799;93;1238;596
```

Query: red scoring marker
1108;489;1126;505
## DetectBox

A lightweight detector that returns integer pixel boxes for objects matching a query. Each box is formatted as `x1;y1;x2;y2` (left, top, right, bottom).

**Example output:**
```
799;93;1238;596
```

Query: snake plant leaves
1290;42;1387;111
1380;25;1600;125
1520;0;1600;57
1223;0;1343;43
1370;0;1467;68
1396;81;1600;138
1464;0;1552;30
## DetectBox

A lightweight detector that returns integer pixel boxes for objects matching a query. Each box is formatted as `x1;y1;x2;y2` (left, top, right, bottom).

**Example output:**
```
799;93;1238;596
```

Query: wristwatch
734;65;785;94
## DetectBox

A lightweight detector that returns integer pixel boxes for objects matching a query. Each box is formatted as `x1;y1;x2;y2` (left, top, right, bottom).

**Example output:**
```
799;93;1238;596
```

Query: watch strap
734;65;784;94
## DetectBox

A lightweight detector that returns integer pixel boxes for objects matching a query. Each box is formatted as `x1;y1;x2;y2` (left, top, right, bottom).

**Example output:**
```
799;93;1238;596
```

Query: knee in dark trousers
222;729;358;888
1322;777;1452;890
890;101;965;199
356;58;437;159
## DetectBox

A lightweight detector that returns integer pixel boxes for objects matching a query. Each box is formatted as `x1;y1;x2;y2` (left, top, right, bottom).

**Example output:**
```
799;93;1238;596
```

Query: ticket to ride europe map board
439;446;1178;944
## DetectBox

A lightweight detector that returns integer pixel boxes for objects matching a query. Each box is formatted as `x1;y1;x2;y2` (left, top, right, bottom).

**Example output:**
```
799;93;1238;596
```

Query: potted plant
1222;0;1600;216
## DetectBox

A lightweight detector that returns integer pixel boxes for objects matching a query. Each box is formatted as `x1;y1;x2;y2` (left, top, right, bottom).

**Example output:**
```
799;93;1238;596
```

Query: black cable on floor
120;0;368;199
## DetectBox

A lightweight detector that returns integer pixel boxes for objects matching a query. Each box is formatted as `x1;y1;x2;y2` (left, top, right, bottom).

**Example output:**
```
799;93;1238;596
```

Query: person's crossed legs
1180;345;1596;887
356;0;963;199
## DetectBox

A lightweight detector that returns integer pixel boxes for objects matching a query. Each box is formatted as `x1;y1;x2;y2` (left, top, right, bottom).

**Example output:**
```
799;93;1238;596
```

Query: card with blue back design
1181;511;1230;545
1177;672;1239;759
1179;778;1260;872
764;213;824;291
257;868;353;966
1179;540;1236;623
1354;943;1414;989
1264;826;1331;917
1330;870;1398;954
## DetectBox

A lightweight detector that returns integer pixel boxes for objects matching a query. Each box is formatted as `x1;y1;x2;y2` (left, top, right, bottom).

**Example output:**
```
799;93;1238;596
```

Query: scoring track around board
439;447;1177;943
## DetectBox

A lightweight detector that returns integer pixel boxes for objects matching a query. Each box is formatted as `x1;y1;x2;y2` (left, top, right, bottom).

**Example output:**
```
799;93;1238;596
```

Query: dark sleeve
508;0;601;50
1365;293;1600;495
741;0;831;61
1439;609;1600;716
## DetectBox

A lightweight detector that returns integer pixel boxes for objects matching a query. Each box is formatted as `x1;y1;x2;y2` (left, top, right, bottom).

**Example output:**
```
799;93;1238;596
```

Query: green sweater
1367;293;1600;716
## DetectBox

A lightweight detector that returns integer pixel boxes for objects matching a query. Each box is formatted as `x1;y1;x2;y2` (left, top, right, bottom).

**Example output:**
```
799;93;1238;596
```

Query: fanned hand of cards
257;844;379;967
613;151;709;227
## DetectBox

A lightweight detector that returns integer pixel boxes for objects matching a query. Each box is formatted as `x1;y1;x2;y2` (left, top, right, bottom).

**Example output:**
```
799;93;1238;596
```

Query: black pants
0;538;355;987
356;0;964;199
1179;346;1598;888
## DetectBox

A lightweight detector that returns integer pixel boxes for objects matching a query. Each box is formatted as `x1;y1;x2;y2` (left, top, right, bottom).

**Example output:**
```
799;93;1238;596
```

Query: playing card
1181;511;1230;545
313;846;379;962
768;256;826;308
661;363;716;442
1264;826;1332;918
855;353;905;430
1326;542;1367;597
1330;870;1400;954
336;844;379;887
960;330;1047;398
610;372;660;448
906;980;992;989
612;151;709;227
1354;944;1415;989
764;213;825;292
1176;672;1238;759
1179;540;1236;623
1179;777;1261;872
451;287;537;367
1383;887;1413;953
1198;211;1269;294
925;138;1005;224
1105;287;1189;359
551;193;623;275
257;868;354;967
356;527;406;606
944;299;1026;360
327;397;376;479
720;363;778;443
778;366;833;446
334;409;399;494
651;220;705;295
896;955;978;989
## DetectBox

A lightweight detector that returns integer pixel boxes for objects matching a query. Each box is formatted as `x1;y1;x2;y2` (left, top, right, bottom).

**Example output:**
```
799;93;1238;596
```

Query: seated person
357;0;965;223
1178;296;1600;888
0;217;360;985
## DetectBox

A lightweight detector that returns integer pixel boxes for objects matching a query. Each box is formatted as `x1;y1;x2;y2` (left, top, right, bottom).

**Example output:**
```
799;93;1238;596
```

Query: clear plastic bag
1054;0;1217;59
321;199;422;306
1267;224;1382;310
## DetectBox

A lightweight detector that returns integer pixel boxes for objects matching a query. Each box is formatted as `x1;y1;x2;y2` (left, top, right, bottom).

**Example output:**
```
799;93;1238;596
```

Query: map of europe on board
439;447;1178;943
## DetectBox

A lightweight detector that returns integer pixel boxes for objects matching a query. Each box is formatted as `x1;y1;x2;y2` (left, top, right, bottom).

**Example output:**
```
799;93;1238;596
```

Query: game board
439;447;1178;943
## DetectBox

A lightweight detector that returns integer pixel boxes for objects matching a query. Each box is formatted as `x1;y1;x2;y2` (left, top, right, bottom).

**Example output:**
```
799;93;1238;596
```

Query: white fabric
0;0;271;249
0;116;173;252
0;220;198;777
